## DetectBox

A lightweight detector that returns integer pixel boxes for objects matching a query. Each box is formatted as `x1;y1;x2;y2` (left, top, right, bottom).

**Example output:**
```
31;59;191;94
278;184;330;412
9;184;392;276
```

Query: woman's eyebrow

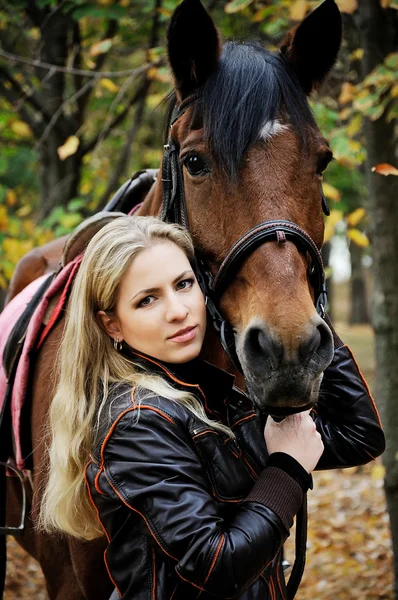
130;270;194;301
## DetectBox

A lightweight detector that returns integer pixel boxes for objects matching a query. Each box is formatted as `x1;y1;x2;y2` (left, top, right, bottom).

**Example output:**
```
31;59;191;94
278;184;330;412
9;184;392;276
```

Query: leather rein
160;95;328;371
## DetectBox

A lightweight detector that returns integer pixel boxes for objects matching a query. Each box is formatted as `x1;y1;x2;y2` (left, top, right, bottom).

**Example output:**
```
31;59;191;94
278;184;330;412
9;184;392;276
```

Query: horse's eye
316;150;333;176
184;154;208;176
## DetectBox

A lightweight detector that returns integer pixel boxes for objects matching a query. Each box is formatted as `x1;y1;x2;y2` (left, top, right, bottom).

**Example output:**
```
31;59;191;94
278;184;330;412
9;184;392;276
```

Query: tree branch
0;80;43;138
0;66;53;127
77;17;119;118
97;80;151;207
0;49;148;79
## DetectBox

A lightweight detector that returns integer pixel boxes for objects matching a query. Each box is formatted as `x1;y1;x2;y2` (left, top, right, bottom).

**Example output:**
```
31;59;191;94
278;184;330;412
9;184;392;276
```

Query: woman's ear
96;310;123;340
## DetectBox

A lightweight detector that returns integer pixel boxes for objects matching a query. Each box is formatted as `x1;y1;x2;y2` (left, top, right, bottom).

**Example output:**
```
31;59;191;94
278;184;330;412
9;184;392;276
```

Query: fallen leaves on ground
285;460;393;599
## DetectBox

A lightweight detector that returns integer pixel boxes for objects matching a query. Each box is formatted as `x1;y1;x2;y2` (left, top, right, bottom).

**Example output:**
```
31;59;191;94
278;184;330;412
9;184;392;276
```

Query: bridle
161;95;328;371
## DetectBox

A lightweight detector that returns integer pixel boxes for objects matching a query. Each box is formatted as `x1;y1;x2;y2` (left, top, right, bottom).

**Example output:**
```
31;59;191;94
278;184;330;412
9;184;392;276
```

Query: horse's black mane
168;41;317;179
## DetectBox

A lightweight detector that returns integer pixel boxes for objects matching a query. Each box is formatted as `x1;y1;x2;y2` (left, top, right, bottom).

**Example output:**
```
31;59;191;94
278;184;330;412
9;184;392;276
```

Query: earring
113;337;123;351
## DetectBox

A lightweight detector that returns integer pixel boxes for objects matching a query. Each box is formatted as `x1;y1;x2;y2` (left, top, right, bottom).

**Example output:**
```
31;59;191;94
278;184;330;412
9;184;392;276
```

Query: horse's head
163;0;342;415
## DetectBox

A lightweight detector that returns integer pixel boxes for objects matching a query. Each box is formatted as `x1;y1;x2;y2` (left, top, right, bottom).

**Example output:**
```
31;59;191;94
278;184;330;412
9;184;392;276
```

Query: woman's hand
264;410;324;474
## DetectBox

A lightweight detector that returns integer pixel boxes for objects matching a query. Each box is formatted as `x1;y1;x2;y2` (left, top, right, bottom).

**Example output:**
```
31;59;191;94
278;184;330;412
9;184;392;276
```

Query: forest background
0;0;398;597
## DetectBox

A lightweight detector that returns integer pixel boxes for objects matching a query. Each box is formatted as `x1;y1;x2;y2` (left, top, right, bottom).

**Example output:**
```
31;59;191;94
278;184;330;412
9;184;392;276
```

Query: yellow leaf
0;205;8;232
347;228;370;247
16;205;32;217
346;207;366;227
347;114;362;137
322;182;341;202
391;84;398;98
10;120;32;138
324;210;344;243
337;0;358;13
57;136;80;161
339;107;352;120
100;78;119;93
89;38;112;57
147;67;159;80
371;463;386;480
371;162;398;176
339;82;355;105
289;0;307;20
0;272;8;290
81;181;94;195
157;7;172;16
6;189;17;207
349;47;364;61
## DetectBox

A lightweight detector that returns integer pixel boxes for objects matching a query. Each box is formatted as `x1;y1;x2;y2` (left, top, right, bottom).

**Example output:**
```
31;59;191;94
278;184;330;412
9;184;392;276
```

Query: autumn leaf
371;463;386;480
347;228;370;247
6;189;17;207
57;136;80;161
10;120;32;138
336;0;358;13
100;78;119;93
322;182;341;202
371;163;398;176
339;82;355;105
347;207;366;227
289;0;307;20
324;209;344;243
89;38;112;57
224;0;254;14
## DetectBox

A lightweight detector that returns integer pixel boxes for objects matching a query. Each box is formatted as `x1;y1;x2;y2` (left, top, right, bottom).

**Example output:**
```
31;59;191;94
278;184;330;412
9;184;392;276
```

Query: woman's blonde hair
38;215;233;540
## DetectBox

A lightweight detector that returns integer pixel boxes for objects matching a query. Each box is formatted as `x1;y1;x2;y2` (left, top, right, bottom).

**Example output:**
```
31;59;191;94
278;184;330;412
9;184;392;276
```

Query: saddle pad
0;257;82;470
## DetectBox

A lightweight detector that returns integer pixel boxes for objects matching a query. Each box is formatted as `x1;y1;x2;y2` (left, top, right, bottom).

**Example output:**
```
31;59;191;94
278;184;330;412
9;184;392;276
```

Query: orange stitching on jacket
84;461;122;598
275;561;286;599
94;469;106;496
170;584;178;599
243;454;259;479
192;429;218;440
131;350;206;397
344;344;382;427
232;413;256;429
204;533;225;585
104;470;178;561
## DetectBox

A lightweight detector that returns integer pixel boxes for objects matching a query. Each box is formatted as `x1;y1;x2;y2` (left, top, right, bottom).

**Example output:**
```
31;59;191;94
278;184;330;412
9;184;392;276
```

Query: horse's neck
139;181;244;389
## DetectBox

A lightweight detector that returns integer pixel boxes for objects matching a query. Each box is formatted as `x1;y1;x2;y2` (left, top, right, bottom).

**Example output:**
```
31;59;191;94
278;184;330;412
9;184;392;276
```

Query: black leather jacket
85;339;385;600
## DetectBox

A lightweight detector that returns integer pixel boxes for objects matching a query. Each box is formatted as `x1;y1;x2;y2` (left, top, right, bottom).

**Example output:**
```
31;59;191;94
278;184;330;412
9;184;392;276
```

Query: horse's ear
167;0;221;100
280;0;342;95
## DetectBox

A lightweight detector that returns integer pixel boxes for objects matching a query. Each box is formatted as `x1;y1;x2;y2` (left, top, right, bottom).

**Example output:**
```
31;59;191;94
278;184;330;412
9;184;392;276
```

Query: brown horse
4;0;342;597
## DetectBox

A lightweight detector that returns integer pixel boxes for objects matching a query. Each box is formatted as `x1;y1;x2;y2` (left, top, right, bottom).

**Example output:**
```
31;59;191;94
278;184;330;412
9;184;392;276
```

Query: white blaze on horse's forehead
259;119;289;141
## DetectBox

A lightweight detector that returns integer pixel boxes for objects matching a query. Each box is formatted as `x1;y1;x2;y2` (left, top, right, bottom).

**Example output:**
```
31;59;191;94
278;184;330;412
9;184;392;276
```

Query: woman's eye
138;296;155;307
176;278;194;290
184;154;208;176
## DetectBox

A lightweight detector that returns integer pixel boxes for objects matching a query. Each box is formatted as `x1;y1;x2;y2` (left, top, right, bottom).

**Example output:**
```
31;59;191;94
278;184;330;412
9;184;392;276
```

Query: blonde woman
39;216;384;600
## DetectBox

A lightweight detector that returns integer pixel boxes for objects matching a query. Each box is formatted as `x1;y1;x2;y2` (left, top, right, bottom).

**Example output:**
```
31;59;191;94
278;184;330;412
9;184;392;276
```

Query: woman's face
102;242;207;364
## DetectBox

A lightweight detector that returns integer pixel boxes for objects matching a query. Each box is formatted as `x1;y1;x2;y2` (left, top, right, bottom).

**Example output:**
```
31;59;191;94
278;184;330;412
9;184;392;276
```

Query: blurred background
0;0;397;597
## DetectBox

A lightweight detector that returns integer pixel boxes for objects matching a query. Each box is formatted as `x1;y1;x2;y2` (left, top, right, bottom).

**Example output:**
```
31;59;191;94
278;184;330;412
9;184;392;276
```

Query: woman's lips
168;325;198;343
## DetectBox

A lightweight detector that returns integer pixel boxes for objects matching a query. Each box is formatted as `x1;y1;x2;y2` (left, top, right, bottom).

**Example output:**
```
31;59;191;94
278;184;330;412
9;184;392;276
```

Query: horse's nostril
245;326;283;371
299;319;333;367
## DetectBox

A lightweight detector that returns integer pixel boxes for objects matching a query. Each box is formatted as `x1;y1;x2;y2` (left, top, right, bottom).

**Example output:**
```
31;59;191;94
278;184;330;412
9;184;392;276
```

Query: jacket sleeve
314;316;385;470
101;403;303;598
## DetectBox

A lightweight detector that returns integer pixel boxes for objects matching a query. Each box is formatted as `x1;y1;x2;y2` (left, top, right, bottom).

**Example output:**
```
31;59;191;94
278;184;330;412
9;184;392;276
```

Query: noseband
161;97;328;370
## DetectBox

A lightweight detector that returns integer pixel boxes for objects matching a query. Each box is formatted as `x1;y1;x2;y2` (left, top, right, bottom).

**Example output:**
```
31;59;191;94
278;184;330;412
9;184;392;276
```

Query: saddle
0;169;157;474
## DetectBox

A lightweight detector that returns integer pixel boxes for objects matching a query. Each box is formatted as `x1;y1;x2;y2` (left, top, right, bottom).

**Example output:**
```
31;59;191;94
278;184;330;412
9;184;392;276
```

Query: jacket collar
124;348;235;420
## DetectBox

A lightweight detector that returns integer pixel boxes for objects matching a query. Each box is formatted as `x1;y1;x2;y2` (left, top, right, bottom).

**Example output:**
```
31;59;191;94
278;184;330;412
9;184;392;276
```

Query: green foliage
0;0;396;287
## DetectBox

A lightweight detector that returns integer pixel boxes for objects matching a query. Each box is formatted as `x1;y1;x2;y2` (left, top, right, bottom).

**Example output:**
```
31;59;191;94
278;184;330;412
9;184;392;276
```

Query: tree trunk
358;1;398;595
349;242;370;324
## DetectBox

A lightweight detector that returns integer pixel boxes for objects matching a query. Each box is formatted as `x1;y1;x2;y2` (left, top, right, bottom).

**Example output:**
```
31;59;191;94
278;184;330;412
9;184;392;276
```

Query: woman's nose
165;295;189;322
